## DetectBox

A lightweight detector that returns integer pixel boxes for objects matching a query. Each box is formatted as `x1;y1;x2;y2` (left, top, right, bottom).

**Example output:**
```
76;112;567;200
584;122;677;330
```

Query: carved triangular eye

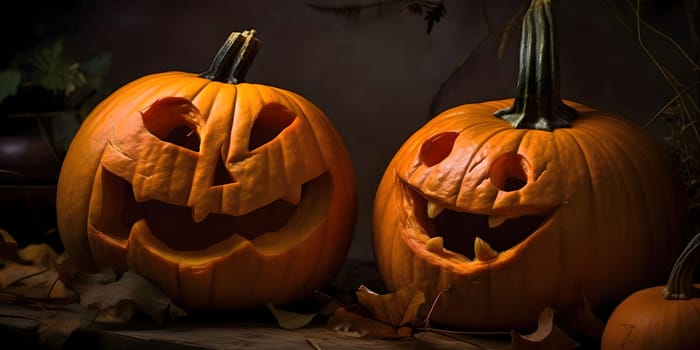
142;97;201;152
249;103;296;151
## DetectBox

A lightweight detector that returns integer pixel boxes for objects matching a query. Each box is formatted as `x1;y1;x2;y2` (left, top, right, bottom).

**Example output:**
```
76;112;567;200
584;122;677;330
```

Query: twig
498;2;528;59
631;2;700;71
631;0;700;187
5;268;51;289
428;0;492;117
684;0;700;53
645;80;700;128
305;337;322;350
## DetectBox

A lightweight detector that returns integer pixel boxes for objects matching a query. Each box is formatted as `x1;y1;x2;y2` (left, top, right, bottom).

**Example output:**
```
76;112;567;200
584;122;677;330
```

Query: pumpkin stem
494;0;578;131
664;232;700;300
199;30;260;84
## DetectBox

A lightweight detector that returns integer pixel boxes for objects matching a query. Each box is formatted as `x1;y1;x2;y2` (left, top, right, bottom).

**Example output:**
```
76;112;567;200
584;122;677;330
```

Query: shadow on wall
4;0;693;261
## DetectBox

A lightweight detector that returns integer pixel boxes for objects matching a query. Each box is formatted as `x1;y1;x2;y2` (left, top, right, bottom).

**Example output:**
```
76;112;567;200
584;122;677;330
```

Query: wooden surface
0;304;513;350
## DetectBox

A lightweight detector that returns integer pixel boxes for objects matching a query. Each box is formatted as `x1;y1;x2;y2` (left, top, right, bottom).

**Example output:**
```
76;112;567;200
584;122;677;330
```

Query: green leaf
28;38;86;95
49;111;82;156
80;52;112;90
0;69;21;104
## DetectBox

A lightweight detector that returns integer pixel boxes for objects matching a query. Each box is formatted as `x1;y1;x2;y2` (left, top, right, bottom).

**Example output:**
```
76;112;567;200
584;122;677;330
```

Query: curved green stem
199;30;260;84
494;0;578;131
664;232;700;300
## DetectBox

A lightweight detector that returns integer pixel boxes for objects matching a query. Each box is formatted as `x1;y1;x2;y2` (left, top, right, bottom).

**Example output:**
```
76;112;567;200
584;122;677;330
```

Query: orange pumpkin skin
373;0;686;330
372;98;687;330
601;233;700;350
600;284;700;350
57;31;357;310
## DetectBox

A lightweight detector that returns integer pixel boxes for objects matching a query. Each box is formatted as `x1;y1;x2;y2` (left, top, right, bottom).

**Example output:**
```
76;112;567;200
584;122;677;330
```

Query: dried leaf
0;229;63;268
0;228;31;264
511;308;579;350
0;263;76;302
328;307;405;339
0;231;75;304
356;284;425;327
265;302;318;330
266;295;342;330
36;303;99;350
17;244;62;268
38;317;81;350
423;1;446;34
327;284;425;339
71;269;186;325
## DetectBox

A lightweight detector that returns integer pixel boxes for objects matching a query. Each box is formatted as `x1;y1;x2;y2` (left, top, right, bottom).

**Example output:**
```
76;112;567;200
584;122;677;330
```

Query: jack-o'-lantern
372;0;686;330
56;30;357;310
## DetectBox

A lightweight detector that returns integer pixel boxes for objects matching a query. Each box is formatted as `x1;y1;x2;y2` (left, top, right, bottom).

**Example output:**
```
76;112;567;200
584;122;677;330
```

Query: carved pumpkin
601;233;700;350
373;0;686;330
56;30;357;310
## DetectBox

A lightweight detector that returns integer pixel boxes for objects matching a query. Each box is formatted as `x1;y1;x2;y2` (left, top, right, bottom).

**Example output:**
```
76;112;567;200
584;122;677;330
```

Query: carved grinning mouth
94;169;327;251
404;183;552;261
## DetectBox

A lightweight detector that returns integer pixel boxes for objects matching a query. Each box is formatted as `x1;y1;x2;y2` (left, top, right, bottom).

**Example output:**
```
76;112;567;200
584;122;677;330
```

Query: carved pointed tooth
425;237;444;253
192;206;211;223
427;201;445;219
281;185;302;205
474;237;499;261
488;215;507;228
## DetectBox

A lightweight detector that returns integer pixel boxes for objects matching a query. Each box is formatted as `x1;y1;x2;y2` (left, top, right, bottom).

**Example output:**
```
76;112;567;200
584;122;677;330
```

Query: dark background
0;0;695;261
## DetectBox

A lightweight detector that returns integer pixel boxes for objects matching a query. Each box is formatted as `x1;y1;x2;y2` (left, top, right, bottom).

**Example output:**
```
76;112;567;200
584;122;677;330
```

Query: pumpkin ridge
575;121;661;285
555;128;601;296
578;126;641;291
273;87;329;162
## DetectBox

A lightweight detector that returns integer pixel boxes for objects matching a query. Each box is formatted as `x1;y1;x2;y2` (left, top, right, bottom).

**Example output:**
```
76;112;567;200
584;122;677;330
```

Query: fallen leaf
36;303;99;350
266;295;342;330
265;302;318;330
0;228;29;264
328;306;402;339
356;284;425;328
327;284;425;339
511;307;579;350
0;262;76;302
17;244;62;268
71;269;186;325
37;317;81;350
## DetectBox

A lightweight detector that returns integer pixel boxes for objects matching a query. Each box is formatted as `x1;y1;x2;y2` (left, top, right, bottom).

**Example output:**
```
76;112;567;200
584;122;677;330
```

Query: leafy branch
0;38;112;160
308;0;447;34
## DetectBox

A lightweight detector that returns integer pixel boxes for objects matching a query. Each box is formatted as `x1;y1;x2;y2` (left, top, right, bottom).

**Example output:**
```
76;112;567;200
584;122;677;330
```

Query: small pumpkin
372;0;687;330
56;30;357;310
601;233;700;350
